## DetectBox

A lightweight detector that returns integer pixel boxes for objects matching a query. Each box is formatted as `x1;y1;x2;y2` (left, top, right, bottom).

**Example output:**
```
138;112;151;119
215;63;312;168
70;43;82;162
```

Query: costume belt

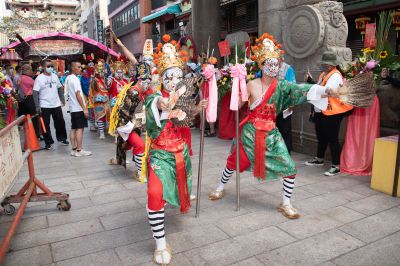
151;135;190;213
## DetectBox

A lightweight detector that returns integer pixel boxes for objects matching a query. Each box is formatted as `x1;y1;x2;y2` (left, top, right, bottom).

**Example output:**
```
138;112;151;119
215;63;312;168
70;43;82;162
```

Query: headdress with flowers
94;59;107;75
153;34;189;75
111;55;127;73
251;33;285;65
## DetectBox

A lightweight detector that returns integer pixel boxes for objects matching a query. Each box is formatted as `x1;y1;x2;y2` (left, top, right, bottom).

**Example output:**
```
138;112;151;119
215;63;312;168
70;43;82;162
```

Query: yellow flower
359;56;367;64
379;50;388;59
223;77;227;81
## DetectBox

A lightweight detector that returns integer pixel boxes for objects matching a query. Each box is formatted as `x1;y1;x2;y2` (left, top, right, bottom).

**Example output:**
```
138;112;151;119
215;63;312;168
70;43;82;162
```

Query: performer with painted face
88;60;110;139
109;56;129;108
208;33;332;219
108;62;151;182
144;35;207;265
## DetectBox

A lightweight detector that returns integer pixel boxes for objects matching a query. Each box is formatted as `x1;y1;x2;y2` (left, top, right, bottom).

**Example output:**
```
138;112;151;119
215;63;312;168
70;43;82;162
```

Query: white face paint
115;70;124;79
140;79;151;90
263;58;280;77
162;67;183;92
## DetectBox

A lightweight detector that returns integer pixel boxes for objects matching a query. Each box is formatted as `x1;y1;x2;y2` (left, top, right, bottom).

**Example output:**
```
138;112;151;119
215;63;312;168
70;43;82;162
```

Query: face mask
162;67;183;92
38;67;42;72
262;58;279;77
9;69;14;74
98;73;104;78
140;79;151;90
46;67;53;74
115;71;123;79
1;70;6;75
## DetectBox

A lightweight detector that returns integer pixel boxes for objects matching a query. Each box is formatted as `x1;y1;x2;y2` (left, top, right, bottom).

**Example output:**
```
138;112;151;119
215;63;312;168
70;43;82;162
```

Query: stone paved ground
2;114;400;266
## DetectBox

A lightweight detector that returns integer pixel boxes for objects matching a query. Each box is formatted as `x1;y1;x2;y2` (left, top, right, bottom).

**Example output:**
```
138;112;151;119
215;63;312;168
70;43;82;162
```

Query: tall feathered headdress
251;33;285;65
153;34;188;75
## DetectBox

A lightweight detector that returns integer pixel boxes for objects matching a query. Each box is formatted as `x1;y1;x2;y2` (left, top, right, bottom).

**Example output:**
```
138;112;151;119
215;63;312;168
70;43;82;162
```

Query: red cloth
125;132;145;155
179;127;193;156
340;96;380;176
218;92;247;140
108;78;128;99
147;166;165;211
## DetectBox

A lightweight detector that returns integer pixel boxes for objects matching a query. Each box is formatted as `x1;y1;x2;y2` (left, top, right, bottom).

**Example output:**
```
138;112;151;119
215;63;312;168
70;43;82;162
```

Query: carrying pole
195;108;206;217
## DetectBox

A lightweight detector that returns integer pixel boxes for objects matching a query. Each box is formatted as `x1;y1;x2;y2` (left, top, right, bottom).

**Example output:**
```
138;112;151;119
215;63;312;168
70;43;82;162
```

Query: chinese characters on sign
0;127;23;201
97;19;105;44
364;23;376;48
218;40;231;57
29;40;84;56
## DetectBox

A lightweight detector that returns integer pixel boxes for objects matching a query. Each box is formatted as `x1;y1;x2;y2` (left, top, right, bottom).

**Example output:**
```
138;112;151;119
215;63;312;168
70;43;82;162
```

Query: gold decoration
252;33;283;65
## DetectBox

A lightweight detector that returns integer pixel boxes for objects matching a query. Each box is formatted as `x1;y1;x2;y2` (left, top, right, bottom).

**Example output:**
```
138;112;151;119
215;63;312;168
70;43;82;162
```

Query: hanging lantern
393;9;400;38
355;15;371;40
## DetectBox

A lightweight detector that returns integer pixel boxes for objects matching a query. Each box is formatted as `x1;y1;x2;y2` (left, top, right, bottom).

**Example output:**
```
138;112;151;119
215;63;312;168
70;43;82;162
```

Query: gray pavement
2;115;400;266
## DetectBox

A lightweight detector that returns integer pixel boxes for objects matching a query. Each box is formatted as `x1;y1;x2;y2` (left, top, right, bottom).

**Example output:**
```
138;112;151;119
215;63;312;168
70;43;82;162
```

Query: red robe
109;78;128;99
218;92;247;140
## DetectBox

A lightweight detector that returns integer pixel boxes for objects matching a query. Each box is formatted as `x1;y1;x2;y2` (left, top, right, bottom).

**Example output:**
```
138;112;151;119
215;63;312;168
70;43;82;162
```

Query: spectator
65;62;92;157
304;51;352;176
13;65;22;92
18;64;41;138
381;68;400;87
33;59;69;150
4;65;14;85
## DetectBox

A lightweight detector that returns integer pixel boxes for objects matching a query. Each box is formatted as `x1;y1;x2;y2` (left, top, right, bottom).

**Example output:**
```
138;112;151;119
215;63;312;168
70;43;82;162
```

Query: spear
235;40;240;212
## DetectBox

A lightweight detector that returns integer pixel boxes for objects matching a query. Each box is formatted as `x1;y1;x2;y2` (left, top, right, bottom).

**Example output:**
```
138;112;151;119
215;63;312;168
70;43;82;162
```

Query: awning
142;4;181;23
0;50;22;61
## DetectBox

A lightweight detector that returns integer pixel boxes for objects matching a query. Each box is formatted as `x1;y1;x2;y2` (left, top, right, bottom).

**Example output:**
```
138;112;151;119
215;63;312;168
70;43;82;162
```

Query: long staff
235;41;240;211
195;36;211;217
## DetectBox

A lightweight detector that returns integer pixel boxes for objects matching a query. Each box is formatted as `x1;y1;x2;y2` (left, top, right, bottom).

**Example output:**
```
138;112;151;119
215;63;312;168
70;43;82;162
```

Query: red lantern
355;15;371;40
393;9;400;37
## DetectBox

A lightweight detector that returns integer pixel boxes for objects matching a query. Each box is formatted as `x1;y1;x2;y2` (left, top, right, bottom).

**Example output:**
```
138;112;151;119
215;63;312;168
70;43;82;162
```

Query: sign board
364;23;376;48
97;19;105;44
0;126;23;201
29;40;83;56
218;40;231;57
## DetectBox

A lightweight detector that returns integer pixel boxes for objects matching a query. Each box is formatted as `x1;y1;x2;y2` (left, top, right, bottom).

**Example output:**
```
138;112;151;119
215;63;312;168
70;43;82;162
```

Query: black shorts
71;111;86;129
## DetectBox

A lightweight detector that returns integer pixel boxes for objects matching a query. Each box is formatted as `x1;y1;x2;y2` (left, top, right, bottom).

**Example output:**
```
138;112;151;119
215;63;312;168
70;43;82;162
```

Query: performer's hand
381;68;389;79
197;99;208;112
157;97;169;111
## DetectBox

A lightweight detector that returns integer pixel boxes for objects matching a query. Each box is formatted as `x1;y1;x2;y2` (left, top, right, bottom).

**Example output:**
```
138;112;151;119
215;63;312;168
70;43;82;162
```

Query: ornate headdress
94;60;107;75
142;39;154;62
153;34;188;75
251;33;285;65
135;62;151;81
111;55;127;73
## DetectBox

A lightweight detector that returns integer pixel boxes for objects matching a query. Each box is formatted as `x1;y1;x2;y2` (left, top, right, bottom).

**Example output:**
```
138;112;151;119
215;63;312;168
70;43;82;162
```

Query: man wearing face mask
208;34;332;219
109;57;129;108
144;38;207;265
109;62;150;182
88;60;110;139
33;60;68;150
304;51;353;176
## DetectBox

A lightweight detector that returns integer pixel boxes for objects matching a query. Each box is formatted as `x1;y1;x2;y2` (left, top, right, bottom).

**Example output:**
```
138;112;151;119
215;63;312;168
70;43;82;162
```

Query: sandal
205;131;217;137
153;244;172;265
209;189;225;200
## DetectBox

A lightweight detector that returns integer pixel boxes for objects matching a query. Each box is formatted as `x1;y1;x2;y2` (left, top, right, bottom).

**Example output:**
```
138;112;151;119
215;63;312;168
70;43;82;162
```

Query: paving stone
348;183;379;197
301;177;364;196
0;216;48;237
233;226;296;254
256;229;364;265
47;198;141;227
278;206;365;239
333;231;400;266
115;239;154;265
3;244;53;266
56;249;122;266
271;187;316;201
10;218;103;250
90;189;137;205
295;192;354;214
339;207;400;243
51;222;151;261
184;238;258;265
232;256;265;266
345;194;400;215
138;252;198;266
66;183;127;199
100;209;147;230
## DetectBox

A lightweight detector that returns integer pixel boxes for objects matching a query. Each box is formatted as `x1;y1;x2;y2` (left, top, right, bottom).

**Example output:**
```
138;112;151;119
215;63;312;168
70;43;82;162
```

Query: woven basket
338;72;376;108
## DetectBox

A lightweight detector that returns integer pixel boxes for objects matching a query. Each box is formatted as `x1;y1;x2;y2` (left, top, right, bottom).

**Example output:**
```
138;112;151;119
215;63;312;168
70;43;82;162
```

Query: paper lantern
355;15;371;40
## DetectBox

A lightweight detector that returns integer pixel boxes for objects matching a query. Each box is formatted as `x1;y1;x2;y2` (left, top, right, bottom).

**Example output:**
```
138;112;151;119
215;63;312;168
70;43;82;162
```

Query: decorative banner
97;19;105;44
218;40;231;57
364;23;376;48
29;40;83;56
0;126;23;201
245;41;251;57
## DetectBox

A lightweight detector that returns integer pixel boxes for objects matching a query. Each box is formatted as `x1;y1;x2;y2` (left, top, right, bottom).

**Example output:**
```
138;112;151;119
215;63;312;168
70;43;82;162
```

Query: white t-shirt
65;74;85;112
314;72;343;112
33;73;62;108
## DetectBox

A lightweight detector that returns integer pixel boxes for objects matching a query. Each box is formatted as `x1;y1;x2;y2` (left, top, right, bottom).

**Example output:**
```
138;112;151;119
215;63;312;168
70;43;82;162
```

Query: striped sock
217;167;234;191
97;121;105;134
147;206;166;249
282;177;295;205
134;153;144;175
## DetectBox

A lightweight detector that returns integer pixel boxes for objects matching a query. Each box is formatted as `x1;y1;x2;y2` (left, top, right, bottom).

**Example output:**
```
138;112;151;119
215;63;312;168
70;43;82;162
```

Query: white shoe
190;194;196;201
153;244;172;265
99;132;105;139
74;150;92;157
70;150;76;156
277;203;300;219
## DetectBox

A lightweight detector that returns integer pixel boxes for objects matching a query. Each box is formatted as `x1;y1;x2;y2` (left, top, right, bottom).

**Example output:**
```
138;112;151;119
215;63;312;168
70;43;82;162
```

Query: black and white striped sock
282;177;295;205
217;167;234;191
147;206;166;249
134;153;144;174
97;121;105;134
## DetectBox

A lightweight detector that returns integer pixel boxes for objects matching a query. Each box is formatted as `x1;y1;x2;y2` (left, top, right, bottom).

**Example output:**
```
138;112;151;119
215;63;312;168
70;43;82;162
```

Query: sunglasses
46;65;54;68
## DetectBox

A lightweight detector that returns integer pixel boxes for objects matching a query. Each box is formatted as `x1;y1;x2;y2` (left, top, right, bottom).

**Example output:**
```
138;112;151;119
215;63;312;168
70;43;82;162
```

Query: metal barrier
0;115;70;263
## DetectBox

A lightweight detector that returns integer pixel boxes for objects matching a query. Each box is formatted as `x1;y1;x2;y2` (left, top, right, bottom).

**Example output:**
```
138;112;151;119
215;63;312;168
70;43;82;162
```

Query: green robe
239;80;313;180
145;92;192;208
